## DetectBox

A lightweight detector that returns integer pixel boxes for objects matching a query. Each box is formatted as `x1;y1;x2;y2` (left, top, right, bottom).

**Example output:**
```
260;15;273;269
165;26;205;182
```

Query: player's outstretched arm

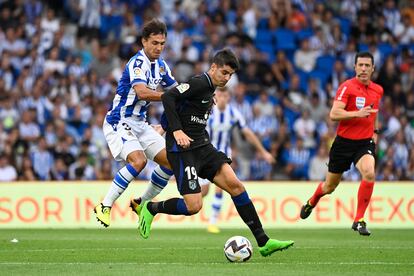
330;100;378;121
133;83;163;101
241;128;275;164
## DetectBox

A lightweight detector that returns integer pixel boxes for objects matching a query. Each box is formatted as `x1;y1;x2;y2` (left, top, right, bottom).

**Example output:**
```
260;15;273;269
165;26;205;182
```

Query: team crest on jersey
188;179;197;190
133;67;143;78
176;83;190;93
355;97;366;109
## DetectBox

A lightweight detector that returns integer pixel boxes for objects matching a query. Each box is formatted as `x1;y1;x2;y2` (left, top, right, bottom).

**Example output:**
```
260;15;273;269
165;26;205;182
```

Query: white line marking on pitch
1;262;413;266
1;246;413;252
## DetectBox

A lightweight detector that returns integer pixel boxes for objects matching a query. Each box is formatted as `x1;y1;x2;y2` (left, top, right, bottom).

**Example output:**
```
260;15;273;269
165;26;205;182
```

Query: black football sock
147;198;190;216
232;191;269;247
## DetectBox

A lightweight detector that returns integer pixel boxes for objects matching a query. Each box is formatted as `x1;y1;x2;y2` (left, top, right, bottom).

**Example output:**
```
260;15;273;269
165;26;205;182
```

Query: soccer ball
224;236;253;262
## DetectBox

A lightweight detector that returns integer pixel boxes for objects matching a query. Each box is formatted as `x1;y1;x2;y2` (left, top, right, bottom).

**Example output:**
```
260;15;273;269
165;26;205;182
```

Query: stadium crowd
0;0;413;182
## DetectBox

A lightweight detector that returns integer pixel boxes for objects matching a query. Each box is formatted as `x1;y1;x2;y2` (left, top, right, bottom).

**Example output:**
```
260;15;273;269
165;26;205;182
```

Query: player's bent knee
129;158;147;172
362;171;375;182
186;200;203;214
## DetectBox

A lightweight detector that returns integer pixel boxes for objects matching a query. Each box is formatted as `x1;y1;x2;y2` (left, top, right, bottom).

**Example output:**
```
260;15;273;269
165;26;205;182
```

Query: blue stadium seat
294;69;309;92
308;70;330;88
378;43;394;59
358;43;369;52
337;17;351;37
316;55;336;72
257;17;269;30
255;29;273;44
255;43;275;63
295;28;314;41
273;28;296;51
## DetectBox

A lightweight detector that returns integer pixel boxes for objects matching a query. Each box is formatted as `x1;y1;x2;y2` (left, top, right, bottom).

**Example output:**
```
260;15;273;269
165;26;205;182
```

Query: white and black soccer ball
224;236;253;262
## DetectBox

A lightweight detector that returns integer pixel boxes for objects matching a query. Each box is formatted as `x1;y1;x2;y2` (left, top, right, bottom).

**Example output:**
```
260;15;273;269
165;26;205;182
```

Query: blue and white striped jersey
106;49;176;125
207;104;247;157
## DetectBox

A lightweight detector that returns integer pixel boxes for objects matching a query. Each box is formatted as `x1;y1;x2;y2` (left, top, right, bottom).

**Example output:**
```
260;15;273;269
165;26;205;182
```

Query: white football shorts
103;116;165;162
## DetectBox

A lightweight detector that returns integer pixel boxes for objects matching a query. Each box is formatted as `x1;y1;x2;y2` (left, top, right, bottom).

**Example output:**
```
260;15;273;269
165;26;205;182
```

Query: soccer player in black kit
138;49;294;257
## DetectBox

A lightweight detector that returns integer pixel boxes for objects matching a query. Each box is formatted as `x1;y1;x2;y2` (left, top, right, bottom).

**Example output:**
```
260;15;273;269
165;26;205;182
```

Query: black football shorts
167;144;232;195
328;135;376;174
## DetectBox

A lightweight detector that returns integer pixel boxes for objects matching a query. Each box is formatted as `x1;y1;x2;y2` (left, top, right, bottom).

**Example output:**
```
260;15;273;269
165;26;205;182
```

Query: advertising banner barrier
0;182;413;228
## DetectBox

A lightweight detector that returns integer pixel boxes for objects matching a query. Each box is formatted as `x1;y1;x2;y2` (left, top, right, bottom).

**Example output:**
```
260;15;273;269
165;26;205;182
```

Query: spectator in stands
31;137;53;180
407;148;414;180
294;38;320;72
293;108;316;149
69;152;96;180
231;82;253;123
90;43;119;79
19;110;40;143
18;155;37;181
376;55;401;94
391;130;409;179
285;137;310;180
308;143;329;181
253;91;275;117
0;153;17;182
51;157;68;180
271;50;294;90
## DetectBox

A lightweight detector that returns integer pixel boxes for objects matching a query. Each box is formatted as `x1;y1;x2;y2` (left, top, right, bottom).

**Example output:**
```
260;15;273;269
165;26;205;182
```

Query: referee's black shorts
328;135;376;174
167;144;232;195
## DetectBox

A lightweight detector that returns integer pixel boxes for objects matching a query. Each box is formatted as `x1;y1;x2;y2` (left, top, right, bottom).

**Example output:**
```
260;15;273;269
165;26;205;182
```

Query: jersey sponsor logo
147;78;162;89
190;115;207;125
176;83;190;93
356;97;366;110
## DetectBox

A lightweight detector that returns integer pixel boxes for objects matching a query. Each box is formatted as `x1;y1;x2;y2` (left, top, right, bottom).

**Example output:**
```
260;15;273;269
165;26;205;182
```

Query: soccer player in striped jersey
199;87;275;233
94;19;177;227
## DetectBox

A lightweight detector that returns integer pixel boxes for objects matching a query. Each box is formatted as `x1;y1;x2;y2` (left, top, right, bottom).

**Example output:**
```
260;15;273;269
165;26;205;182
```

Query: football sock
309;182;325;206
209;190;223;225
141;165;173;202
102;164;139;207
147;198;190;216
232;191;269;247
354;180;374;222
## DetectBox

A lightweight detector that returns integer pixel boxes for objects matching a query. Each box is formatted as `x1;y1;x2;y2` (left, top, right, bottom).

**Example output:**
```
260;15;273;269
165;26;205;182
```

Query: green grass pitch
1;229;413;275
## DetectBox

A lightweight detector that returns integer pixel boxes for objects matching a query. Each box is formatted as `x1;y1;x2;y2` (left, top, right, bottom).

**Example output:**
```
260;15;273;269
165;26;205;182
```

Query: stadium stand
0;0;413;181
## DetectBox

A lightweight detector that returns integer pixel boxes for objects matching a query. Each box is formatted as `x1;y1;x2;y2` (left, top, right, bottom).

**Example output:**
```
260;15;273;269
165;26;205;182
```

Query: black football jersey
161;72;215;152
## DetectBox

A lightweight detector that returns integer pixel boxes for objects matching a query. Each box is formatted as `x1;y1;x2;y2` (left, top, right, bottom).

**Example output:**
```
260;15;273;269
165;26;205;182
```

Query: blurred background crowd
0;0;413;182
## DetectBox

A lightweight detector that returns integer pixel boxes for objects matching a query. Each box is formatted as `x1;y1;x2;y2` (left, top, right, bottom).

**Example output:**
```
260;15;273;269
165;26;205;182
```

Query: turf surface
1;229;413;275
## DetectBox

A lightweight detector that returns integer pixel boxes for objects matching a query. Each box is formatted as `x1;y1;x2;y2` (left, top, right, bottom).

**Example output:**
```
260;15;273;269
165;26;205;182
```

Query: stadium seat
315;55;336;72
255;29;273;44
337;17;351;37
295;28;314;41
255;43;275;63
308;70;330;88
294;69;309;92
273;28;296;51
378;43;394;59
257;17;269;30
358;43;369;52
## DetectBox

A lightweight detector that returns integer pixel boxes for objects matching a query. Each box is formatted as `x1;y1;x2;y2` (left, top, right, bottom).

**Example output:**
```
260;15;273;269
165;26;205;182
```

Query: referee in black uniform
138;49;294;257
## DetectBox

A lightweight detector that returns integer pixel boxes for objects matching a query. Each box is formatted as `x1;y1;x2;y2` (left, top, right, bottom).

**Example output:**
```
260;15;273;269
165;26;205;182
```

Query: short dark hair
142;19;167;39
354;52;374;65
212;49;240;71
